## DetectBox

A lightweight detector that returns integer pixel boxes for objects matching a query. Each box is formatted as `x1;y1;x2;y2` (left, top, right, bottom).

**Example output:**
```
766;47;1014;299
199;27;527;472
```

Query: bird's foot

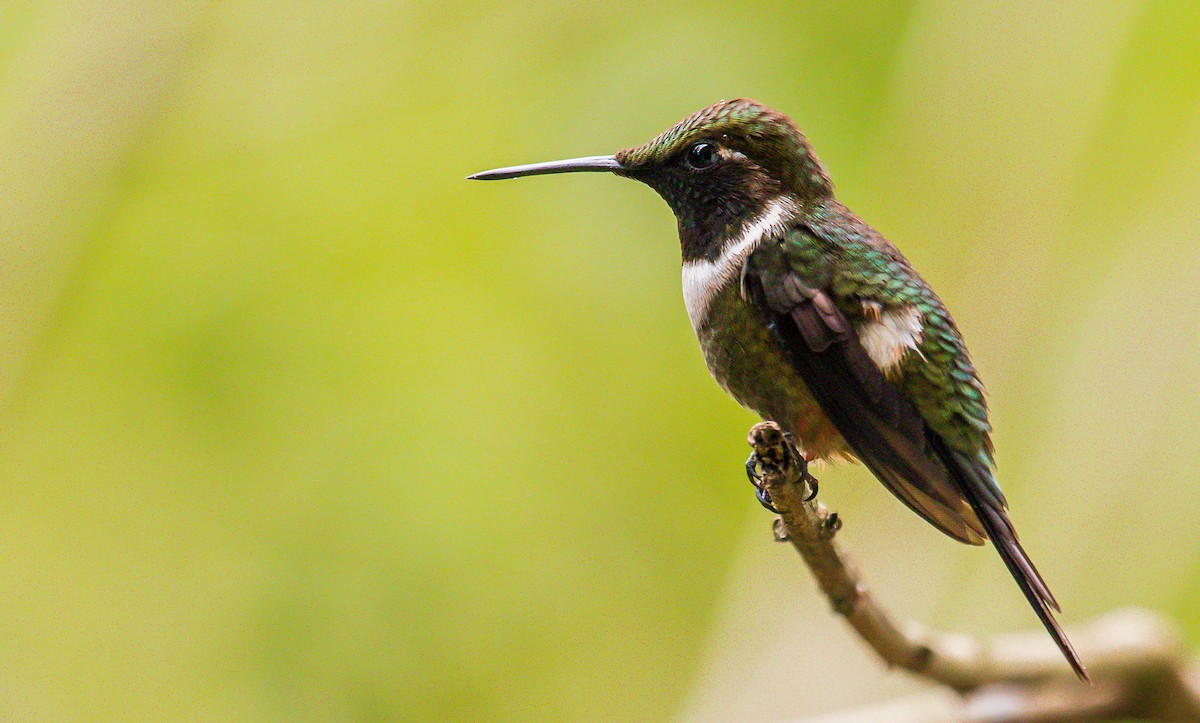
746;452;780;513
746;428;816;512
779;431;818;501
802;472;818;501
744;420;820;509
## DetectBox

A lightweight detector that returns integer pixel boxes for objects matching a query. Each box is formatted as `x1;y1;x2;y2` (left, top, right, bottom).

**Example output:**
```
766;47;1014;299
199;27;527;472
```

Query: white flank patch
681;198;793;330
857;305;924;374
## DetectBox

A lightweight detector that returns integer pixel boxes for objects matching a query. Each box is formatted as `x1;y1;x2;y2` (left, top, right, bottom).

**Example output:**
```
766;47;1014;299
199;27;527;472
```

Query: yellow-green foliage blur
1;2;1197;720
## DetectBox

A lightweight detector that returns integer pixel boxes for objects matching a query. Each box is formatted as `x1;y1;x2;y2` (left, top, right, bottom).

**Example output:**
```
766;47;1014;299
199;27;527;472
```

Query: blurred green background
1;1;1198;720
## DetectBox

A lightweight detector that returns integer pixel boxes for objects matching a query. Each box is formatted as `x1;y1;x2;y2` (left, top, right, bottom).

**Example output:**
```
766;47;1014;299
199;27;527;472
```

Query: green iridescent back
795;200;996;463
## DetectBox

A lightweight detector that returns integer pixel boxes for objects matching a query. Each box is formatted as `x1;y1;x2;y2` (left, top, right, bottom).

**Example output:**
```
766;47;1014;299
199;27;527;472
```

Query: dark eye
686;142;720;170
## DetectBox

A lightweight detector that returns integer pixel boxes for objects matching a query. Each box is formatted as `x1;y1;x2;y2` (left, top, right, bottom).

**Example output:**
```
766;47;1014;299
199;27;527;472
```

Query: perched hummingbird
470;99;1086;681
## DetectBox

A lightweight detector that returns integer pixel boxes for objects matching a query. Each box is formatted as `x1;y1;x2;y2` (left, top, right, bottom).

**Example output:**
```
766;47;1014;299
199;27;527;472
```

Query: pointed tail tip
1057;633;1090;684
1070;654;1092;684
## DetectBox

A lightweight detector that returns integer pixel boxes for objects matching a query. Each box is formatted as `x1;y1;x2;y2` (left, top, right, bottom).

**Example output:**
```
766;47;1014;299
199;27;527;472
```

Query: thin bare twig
747;420;1200;721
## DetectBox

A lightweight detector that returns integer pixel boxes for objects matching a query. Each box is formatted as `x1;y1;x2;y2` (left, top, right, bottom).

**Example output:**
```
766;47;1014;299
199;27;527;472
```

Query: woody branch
746;420;1200;721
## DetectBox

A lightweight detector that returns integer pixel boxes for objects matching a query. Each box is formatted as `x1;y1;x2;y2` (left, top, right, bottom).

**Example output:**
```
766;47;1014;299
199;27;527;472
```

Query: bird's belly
695;283;849;461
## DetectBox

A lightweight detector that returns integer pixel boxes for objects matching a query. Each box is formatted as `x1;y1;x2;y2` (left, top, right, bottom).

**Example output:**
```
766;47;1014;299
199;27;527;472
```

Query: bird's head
470;99;832;258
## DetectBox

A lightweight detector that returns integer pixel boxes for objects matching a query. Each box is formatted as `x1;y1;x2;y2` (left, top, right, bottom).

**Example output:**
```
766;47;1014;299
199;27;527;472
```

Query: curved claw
756;484;780;514
745;453;761;483
803;474;819;502
746;452;780;513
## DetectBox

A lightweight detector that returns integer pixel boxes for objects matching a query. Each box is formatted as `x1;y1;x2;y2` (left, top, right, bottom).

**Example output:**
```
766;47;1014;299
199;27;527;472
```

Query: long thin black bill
468;155;622;180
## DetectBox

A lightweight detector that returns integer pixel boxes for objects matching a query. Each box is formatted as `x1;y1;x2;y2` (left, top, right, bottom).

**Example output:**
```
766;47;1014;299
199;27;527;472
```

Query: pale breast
681;198;793;329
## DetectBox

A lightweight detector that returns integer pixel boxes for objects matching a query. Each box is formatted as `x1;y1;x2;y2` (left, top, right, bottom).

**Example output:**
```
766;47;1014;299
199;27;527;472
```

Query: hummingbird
470;99;1086;681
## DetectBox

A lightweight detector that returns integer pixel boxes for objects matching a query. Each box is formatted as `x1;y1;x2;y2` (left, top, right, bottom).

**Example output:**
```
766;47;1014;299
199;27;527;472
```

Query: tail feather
975;500;1087;680
945;446;1089;683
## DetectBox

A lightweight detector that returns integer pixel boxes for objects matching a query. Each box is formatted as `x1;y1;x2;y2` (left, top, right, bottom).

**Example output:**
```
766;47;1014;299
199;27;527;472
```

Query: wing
742;229;986;544
742;223;1088;680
